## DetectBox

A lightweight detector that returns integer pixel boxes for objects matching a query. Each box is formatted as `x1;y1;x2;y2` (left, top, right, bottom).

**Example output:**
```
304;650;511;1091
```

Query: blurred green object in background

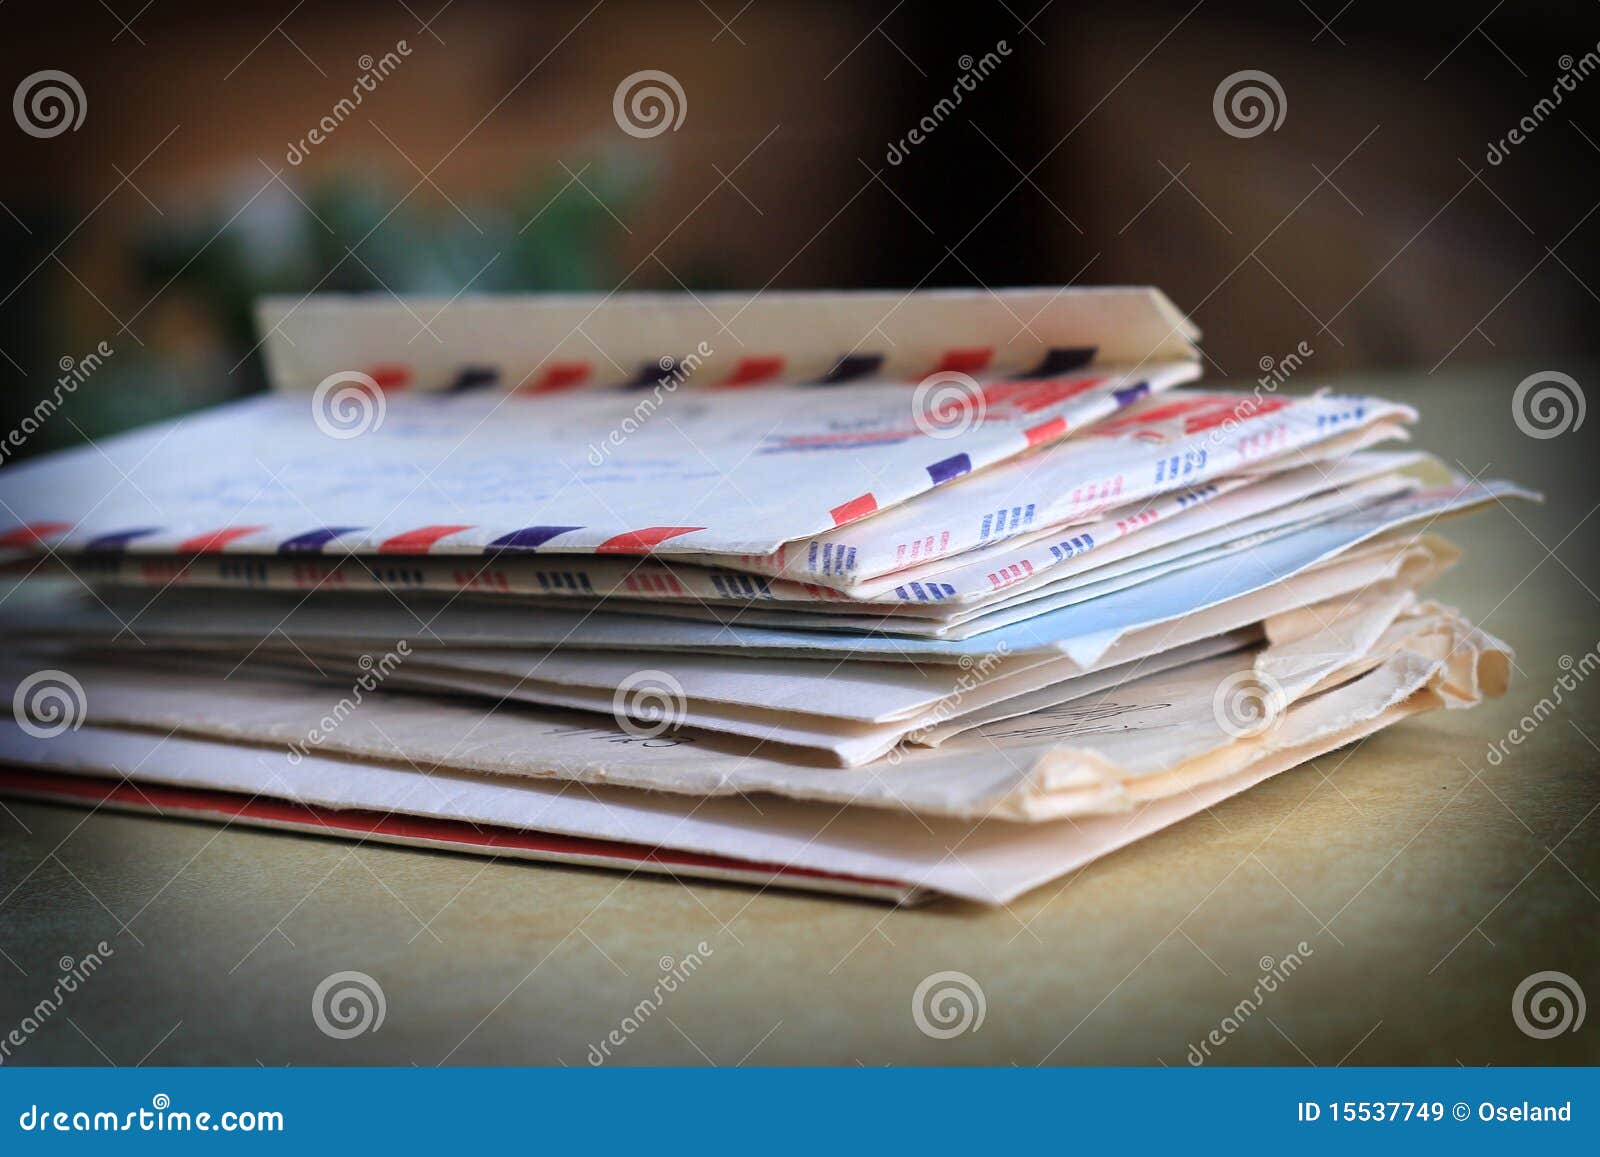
2;147;654;459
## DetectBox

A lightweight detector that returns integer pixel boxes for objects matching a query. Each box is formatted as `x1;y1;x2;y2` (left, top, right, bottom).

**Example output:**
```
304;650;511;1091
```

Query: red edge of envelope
0;767;922;905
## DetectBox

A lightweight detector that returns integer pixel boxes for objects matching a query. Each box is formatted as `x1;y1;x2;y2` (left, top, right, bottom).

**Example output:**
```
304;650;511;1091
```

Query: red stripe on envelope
720;355;786;387
984;374;1107;415
1023;416;1068;447
366;364;412;392
176;526;266;552
378;525;473;554
0;522;72;548
520;362;593;393
595;526;704;554
830;493;878;526
626;572;685;595
933;347;993;375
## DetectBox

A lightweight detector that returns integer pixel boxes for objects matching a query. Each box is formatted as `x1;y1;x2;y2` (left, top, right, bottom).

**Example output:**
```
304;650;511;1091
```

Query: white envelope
0;288;1201;559
704;390;1416;589
3;482;1524;666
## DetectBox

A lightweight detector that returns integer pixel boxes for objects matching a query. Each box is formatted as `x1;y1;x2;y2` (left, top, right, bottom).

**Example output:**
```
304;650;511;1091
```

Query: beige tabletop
2;366;1596;1067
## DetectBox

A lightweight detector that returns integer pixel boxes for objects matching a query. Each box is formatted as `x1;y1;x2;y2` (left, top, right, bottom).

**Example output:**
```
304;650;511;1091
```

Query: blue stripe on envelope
447;366;500;393
1016;347;1096;378
623;362;671;390
486;526;584;552
925;453;972;485
278;527;364;554
815;354;883;385
84;528;161;552
1113;381;1150;407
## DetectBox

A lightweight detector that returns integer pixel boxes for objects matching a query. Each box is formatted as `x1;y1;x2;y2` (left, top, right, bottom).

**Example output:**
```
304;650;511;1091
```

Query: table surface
2;367;1597;1067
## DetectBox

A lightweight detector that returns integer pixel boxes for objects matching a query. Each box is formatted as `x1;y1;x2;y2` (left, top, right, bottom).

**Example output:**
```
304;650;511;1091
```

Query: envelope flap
254;286;1200;393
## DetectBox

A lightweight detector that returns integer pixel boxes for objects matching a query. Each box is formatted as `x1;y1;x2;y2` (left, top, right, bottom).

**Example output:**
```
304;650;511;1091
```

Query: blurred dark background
1;0;1596;450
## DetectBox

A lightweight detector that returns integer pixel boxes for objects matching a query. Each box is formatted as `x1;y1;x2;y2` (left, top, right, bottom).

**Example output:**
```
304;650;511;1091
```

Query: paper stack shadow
0;288;1534;904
